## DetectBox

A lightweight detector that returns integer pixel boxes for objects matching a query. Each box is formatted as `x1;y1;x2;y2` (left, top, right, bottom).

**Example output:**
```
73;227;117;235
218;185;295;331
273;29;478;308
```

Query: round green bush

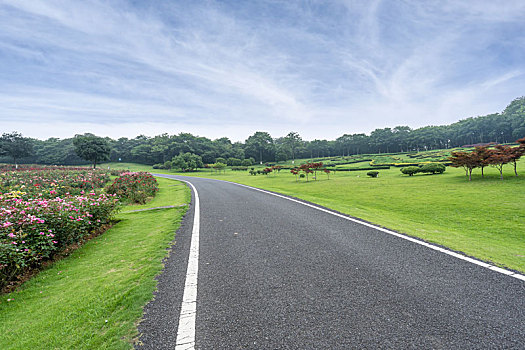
401;166;420;176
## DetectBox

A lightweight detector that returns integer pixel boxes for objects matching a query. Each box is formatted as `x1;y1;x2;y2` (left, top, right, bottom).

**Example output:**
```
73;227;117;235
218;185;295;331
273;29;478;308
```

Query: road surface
137;175;524;349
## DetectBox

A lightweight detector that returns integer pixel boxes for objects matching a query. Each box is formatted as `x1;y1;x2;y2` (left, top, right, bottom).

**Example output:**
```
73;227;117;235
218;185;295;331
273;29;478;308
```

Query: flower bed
0;167;110;198
0;167;119;290
105;172;159;204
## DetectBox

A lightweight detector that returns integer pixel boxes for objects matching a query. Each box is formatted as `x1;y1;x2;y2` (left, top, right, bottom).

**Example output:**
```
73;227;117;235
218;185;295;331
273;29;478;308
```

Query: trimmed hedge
401;163;446;176
231;166;248;171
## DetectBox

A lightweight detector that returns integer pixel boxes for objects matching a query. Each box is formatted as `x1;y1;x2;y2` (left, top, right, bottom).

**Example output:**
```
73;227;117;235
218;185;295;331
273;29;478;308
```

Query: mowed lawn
165;161;525;273
0;177;190;349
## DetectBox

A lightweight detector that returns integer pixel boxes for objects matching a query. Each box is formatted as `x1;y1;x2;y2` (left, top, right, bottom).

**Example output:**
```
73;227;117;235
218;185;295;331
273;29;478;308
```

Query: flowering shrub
105;172;159;204
0;167;118;290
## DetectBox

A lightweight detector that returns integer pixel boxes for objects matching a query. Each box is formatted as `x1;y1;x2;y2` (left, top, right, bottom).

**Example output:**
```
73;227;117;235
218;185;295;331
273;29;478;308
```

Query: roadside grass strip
0;177;190;349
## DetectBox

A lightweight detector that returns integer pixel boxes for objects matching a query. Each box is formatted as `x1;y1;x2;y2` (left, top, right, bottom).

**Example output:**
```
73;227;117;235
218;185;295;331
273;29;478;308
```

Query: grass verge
0;177;190;349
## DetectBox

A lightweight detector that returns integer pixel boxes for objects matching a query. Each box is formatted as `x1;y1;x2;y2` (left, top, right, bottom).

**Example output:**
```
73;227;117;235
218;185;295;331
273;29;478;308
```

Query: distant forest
4;96;525;165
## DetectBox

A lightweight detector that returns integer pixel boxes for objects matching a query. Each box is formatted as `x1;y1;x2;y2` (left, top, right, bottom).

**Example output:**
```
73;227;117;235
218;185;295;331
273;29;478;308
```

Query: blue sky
1;0;524;141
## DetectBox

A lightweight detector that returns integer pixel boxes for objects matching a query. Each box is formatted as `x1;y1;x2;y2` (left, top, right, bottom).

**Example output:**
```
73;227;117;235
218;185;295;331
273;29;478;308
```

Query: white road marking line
174;180;200;350
180;176;524;283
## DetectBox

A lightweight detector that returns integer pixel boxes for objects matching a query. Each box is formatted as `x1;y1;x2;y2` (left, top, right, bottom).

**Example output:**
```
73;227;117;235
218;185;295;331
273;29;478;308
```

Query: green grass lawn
170;161;525;273
0;177;190;349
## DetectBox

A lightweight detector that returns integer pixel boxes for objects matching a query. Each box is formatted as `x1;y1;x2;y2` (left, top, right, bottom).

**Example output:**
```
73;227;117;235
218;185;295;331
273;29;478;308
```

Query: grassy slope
0;177;190;349
158;162;524;272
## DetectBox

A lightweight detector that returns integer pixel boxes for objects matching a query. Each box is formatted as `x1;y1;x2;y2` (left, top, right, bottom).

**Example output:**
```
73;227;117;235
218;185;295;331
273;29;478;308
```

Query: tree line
1;96;524;166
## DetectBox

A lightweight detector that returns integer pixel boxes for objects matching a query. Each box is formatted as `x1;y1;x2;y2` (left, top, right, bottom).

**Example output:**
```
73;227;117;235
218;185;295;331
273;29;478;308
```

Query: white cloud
0;0;524;140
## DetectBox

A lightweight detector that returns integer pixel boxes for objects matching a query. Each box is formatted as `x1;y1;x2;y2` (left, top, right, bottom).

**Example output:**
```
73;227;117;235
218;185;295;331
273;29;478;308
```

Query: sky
1;0;524;142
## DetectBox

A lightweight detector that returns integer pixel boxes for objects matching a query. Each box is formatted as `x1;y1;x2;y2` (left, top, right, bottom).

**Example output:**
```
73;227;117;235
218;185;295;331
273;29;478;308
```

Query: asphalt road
137;175;525;349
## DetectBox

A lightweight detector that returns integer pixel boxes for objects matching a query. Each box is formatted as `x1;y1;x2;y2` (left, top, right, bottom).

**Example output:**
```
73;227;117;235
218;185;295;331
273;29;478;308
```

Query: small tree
401;166;419;176
472;146;492;178
310;162;324;180
324;168;331;180
367;171;379;178
73;134;110;168
262;167;273;175
449;151;479;181
509;147;523;176
213;162;227;174
291;168;299;181
163;160;172;170
299;163;313;181
172;152;203;171
0;131;34;168
509;139;525;176
488;145;513;180
171;156;187;171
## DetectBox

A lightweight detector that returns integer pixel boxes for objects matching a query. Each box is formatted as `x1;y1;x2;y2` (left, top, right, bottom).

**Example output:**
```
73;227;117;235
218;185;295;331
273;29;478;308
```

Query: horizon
1;1;525;141
4;97;520;143
9;95;523;143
